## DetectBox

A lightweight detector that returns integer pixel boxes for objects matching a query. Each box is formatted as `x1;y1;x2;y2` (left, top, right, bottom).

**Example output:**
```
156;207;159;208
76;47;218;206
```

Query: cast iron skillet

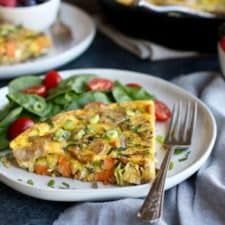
99;0;225;52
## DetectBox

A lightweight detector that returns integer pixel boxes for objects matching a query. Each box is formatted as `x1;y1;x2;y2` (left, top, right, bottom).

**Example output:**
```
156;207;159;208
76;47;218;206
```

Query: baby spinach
0;107;22;149
7;92;47;117
64;101;80;111
68;75;95;93
47;74;95;100
77;91;111;106
0;107;23;132
112;81;132;103
0;102;15;121
112;81;154;102
8;76;42;94
125;86;154;100
64;91;111;111
52;91;78;106
0;134;9;150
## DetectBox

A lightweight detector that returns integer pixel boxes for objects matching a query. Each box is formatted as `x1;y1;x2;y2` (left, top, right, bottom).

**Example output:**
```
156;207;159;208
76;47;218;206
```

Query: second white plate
0;3;96;78
0;69;217;201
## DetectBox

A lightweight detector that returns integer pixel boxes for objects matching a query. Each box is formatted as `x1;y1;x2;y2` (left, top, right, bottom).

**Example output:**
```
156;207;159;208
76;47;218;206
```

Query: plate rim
0;2;96;78
0;68;217;201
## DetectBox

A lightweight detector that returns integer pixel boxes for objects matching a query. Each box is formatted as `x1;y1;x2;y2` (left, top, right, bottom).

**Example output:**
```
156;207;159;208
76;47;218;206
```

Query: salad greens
0;74;154;150
8;76;42;94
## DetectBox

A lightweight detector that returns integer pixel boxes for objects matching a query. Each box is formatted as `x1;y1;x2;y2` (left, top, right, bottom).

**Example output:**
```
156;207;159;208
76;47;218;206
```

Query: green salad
0;70;171;151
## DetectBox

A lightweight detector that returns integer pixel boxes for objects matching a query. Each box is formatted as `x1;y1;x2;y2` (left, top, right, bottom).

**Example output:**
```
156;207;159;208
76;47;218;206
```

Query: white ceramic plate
0;69;217;201
0;3;96;79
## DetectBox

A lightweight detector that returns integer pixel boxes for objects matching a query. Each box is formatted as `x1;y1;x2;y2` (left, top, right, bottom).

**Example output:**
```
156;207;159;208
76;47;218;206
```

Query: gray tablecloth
54;72;225;225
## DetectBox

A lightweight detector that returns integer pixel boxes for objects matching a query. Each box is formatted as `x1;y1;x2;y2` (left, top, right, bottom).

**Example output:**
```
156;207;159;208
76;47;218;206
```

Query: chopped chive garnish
169;161;174;170
178;151;191;162
156;135;164;144
47;179;55;188
174;149;185;155
61;182;70;188
27;179;34;186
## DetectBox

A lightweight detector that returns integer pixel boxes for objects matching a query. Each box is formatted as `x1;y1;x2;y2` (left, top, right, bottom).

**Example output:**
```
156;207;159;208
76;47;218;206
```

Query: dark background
0;1;220;225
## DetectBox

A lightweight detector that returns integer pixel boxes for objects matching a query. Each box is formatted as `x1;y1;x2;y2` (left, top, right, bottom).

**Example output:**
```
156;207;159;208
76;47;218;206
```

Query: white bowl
0;0;60;31
218;42;225;78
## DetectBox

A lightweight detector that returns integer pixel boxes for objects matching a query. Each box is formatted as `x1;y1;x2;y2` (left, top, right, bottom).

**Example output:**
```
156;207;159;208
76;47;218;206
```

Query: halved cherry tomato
87;78;113;91
0;0;16;7
8;117;34;140
126;83;141;88
155;99;171;122
43;70;62;90
23;85;47;97
220;36;225;52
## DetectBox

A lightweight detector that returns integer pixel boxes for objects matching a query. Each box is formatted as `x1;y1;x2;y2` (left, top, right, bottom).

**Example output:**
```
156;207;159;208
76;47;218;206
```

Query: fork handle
137;146;174;223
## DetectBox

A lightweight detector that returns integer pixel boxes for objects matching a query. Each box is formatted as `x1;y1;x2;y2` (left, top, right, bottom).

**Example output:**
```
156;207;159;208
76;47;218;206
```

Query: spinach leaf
0;107;23;130
112;81;153;102
125;86;154;100
7;92;48;117
77;91;111;106
47;75;95;100
51;104;62;116
64;91;111;110
0;102;15;121
0;134;9;150
112;81;132;102
8;76;42;94
68;75;95;93
64;102;80;111
52;91;78;106
40;103;63;120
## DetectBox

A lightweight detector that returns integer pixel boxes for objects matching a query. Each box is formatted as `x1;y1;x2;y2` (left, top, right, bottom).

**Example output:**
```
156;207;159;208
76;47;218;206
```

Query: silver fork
137;101;197;223
51;10;73;45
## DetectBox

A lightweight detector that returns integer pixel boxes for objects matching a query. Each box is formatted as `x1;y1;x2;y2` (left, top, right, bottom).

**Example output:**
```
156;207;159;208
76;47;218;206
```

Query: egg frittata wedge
10;100;155;185
0;23;51;65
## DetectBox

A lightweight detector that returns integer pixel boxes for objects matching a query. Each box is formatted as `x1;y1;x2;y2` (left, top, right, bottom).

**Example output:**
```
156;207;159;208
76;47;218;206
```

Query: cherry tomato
126;83;141;88
43;70;62;90
8;117;34;140
0;0;16;7
87;78;113;91
155;99;171;122
23;85;47;97
220;36;225;52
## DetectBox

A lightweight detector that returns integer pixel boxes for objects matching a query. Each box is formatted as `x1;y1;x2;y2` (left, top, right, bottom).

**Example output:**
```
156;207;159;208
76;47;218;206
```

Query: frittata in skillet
0;23;51;65
10;100;155;185
149;0;225;14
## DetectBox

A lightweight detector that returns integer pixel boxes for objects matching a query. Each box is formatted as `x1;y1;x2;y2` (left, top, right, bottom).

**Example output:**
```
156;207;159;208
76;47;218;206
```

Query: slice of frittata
0;23;51;65
10;100;155;185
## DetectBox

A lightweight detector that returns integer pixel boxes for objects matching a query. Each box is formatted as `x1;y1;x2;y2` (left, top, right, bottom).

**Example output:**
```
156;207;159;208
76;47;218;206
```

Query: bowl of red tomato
0;0;60;31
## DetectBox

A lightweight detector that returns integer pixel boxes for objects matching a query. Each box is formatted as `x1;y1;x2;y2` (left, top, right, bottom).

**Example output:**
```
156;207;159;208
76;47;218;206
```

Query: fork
137;101;197;223
51;10;73;45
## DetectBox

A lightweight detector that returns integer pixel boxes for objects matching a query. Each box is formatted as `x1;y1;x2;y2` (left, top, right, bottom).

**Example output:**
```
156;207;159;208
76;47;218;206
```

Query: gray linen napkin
54;72;225;225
